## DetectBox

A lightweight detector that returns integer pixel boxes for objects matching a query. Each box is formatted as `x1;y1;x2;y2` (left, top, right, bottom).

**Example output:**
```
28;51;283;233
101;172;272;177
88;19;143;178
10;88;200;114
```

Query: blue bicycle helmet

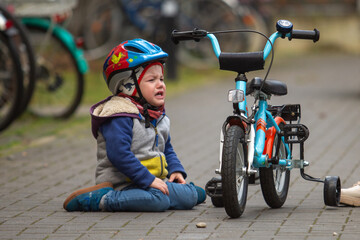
103;39;168;95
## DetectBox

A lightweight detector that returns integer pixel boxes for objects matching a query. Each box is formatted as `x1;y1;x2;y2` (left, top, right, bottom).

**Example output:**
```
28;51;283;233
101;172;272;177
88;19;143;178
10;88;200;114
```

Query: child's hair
103;39;168;96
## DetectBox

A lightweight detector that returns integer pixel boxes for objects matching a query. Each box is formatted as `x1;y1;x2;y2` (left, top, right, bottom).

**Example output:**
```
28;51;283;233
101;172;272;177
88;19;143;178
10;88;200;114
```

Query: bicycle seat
247;77;287;96
219;51;264;73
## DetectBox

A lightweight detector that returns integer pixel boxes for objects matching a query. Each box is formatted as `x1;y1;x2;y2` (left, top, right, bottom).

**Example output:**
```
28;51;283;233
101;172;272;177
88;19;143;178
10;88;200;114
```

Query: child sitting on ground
63;39;206;212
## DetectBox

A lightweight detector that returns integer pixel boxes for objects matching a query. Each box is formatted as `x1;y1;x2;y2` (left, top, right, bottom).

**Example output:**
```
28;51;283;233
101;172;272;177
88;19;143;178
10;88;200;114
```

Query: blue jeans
103;182;198;212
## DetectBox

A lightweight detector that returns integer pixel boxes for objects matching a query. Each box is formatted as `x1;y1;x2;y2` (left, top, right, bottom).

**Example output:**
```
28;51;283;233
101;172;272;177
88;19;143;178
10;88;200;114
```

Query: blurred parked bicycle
68;0;269;68
4;0;88;119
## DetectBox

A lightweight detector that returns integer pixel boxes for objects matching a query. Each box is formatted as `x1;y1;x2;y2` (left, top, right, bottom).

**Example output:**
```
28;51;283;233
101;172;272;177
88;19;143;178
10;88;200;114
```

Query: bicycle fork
216;117;256;178
216;116;255;176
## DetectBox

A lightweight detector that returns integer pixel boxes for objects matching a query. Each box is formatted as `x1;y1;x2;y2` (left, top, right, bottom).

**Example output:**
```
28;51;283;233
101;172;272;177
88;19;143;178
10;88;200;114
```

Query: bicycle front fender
224;115;247;131
21;18;88;74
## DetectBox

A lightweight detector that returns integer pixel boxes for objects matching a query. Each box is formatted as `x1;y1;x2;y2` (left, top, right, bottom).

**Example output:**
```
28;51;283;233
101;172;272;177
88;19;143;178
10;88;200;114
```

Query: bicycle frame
208;31;293;173
253;99;291;167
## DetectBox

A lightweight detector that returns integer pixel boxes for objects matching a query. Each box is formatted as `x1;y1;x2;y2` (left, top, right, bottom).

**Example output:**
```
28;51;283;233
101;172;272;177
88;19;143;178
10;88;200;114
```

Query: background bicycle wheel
0;30;23;131
0;5;36;118
67;0;124;61
24;25;84;118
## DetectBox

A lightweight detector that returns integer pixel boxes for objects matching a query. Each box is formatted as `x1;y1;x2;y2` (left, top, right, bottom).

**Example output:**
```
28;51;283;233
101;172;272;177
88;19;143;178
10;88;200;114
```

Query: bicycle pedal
205;177;222;198
283;124;309;143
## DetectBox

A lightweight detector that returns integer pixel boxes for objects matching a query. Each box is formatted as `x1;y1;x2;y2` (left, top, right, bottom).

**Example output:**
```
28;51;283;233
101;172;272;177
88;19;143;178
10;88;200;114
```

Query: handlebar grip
290;29;320;42
171;29;208;44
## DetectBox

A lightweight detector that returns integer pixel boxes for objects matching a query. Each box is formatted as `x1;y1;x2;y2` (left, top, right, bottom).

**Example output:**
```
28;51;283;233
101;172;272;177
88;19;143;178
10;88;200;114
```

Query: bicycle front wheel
259;123;290;208
222;125;248;218
25;25;84;118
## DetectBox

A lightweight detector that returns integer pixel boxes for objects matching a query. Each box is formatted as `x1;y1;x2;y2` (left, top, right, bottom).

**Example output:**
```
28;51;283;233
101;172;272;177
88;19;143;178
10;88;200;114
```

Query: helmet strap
131;70;144;102
131;70;151;128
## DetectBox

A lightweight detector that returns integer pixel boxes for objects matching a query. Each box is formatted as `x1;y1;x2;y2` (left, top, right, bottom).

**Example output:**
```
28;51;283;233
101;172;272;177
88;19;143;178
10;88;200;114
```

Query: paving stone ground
1;53;360;240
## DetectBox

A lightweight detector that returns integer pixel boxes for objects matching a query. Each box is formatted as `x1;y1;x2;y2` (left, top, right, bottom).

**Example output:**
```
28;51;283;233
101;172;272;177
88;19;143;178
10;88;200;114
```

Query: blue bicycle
172;20;341;218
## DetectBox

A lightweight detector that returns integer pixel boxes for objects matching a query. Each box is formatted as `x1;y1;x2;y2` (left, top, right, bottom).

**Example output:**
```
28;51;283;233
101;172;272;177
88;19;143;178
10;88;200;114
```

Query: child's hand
168;172;186;184
150;177;169;195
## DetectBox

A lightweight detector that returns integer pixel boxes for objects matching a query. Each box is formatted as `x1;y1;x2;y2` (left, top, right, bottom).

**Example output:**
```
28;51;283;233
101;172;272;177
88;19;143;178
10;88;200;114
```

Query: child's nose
157;80;165;87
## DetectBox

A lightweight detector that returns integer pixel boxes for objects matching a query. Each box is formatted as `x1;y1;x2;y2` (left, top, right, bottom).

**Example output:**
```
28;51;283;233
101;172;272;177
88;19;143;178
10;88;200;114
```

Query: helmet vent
124;46;144;53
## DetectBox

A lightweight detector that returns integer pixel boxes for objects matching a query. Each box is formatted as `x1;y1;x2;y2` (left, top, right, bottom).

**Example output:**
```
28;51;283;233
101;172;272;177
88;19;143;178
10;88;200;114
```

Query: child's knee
167;182;197;210
148;188;170;211
179;185;197;209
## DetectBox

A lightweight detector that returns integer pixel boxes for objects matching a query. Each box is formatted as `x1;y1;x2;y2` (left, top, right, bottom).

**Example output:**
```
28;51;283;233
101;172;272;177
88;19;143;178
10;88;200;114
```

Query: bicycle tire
24;24;84;118
0;31;23;131
222;125;248;218
259;123;290;208
0;5;36;117
323;176;340;207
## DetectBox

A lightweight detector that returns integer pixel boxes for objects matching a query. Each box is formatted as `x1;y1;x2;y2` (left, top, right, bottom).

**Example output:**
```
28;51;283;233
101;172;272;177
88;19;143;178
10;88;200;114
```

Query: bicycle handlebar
171;20;320;64
171;29;208;44
171;28;319;45
290;29;320;42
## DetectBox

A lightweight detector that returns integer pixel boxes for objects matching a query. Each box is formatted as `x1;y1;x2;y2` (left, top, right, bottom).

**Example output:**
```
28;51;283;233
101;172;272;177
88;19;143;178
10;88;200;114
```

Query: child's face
139;64;166;107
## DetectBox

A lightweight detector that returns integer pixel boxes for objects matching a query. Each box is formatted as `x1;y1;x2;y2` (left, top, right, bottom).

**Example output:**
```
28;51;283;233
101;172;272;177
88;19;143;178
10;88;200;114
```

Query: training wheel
323;176;341;207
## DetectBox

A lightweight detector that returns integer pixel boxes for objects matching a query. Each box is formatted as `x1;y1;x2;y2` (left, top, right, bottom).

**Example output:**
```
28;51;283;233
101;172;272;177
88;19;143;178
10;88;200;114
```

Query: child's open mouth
155;91;164;97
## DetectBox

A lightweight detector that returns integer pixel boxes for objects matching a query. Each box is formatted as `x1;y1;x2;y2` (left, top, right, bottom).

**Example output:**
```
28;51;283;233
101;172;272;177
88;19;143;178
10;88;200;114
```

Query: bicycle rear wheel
259;123;290;208
0;31;23;131
222;125;248;218
24;25;84;118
